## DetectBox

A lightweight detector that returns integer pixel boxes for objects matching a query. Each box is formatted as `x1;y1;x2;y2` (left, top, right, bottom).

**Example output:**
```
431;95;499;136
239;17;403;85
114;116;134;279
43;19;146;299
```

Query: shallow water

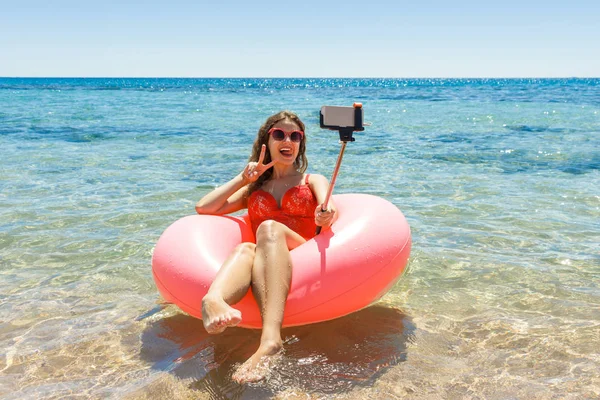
1;78;599;399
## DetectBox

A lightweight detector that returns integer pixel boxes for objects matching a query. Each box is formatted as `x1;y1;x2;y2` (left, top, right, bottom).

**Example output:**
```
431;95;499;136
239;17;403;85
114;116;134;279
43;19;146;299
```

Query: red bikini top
247;174;318;240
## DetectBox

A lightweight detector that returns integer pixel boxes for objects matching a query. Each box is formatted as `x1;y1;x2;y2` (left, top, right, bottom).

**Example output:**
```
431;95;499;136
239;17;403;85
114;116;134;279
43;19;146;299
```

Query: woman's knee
255;220;285;245
234;242;256;259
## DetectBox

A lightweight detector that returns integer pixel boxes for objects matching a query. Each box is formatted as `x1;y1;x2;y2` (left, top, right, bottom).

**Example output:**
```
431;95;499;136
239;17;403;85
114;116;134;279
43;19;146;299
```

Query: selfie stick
315;103;364;235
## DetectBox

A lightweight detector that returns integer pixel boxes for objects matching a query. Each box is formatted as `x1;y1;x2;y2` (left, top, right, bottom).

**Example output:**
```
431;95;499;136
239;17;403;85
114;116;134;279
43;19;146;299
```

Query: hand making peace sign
242;144;276;183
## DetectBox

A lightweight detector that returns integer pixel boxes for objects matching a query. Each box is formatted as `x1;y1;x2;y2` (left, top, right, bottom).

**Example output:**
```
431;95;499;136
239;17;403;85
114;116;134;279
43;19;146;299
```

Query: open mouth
279;146;294;157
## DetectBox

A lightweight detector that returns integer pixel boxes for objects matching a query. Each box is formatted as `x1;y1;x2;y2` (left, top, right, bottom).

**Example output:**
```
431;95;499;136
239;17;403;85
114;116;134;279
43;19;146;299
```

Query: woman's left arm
309;174;338;229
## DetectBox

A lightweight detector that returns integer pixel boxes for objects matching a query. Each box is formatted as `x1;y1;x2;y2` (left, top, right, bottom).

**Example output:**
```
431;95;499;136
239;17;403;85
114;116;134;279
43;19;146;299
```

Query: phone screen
321;106;356;128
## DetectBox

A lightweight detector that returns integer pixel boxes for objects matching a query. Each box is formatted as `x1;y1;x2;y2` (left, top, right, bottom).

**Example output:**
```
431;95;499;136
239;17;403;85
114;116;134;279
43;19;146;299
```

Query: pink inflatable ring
152;193;411;328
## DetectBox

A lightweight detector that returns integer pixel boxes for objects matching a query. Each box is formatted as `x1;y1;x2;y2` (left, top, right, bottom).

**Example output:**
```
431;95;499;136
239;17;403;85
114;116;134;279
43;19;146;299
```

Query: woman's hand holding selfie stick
315;103;365;235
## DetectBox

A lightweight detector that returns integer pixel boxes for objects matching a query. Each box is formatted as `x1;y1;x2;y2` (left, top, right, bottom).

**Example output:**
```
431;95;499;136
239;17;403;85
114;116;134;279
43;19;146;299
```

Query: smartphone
320;103;364;131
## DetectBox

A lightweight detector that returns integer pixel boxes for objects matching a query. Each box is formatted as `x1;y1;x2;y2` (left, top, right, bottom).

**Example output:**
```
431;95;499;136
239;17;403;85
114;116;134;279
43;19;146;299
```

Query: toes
216;317;227;328
244;370;264;383
202;304;242;334
233;368;265;384
208;324;226;335
204;318;225;334
232;356;273;384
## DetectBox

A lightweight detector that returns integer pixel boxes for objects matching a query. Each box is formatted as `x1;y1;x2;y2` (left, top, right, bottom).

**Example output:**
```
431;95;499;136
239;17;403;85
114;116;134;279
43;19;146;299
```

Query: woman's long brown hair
246;111;308;196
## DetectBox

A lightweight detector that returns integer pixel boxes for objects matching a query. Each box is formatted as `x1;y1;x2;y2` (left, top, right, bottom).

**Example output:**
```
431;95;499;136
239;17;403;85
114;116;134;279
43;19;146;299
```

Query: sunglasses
268;127;304;143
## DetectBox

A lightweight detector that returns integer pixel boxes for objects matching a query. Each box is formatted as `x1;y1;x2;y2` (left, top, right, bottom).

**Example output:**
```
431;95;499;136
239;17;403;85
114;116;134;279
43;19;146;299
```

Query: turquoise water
1;78;599;399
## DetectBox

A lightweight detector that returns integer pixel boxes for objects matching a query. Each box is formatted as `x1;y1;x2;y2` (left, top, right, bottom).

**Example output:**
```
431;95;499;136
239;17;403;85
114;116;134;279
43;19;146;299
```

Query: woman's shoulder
306;173;328;186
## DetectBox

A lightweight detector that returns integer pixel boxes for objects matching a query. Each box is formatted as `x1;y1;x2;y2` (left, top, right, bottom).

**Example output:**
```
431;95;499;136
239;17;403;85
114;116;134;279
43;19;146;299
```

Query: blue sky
1;0;598;77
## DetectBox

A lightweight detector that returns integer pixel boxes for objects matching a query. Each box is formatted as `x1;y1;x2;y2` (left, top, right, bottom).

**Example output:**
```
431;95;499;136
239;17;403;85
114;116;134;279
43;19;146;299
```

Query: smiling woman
172;110;339;383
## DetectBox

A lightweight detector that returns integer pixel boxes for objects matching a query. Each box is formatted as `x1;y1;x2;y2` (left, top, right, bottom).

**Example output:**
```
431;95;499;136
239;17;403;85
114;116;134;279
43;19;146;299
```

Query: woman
195;111;337;383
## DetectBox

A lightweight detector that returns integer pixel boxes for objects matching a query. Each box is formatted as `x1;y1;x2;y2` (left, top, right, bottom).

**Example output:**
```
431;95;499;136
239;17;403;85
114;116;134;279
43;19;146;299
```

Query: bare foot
201;294;242;334
232;340;283;384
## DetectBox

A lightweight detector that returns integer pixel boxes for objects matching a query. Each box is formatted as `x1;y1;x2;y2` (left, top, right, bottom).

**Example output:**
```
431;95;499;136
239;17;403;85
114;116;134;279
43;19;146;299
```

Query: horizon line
1;76;599;80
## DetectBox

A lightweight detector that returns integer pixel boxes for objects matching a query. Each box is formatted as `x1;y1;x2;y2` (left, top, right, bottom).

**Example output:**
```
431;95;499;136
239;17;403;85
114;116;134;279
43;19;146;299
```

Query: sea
0;78;598;399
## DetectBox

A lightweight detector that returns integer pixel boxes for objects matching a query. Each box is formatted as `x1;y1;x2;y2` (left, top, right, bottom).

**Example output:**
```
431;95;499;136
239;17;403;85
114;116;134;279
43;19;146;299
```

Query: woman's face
267;119;303;166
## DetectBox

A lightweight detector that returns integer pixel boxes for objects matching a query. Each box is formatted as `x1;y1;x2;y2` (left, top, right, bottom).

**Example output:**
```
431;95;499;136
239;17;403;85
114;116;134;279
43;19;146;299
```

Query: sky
1;0;598;78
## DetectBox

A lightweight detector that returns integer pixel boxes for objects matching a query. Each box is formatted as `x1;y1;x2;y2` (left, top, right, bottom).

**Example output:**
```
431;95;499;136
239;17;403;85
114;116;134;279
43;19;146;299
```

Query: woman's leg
232;220;305;383
201;242;256;334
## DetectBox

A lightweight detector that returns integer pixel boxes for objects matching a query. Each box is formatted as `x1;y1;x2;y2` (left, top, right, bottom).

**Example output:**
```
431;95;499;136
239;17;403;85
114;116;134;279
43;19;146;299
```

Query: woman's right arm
195;173;249;215
196;145;275;215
